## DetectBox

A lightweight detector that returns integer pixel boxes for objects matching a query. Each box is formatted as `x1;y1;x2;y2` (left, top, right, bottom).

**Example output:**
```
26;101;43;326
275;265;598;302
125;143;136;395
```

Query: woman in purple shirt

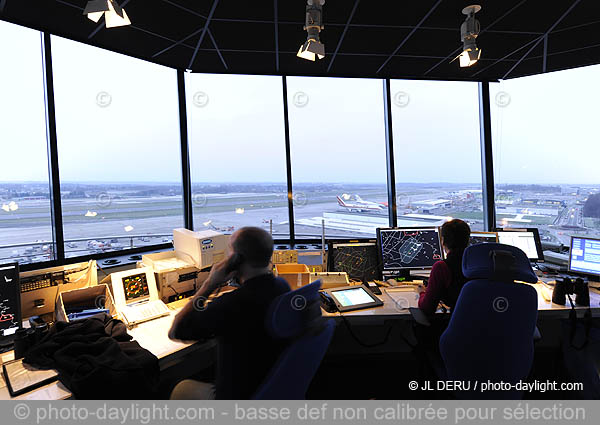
418;219;471;315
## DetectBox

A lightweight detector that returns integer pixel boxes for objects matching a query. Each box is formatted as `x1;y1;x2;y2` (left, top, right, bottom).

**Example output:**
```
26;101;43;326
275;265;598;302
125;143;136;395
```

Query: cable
339;314;394;348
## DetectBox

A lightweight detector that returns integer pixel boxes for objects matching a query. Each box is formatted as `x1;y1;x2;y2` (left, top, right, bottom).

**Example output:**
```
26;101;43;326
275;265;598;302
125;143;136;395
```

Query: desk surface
0;302;210;400
323;282;600;321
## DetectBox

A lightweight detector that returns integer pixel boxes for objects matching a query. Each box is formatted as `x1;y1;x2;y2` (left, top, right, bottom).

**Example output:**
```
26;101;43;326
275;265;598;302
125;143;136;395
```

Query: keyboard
123;300;170;325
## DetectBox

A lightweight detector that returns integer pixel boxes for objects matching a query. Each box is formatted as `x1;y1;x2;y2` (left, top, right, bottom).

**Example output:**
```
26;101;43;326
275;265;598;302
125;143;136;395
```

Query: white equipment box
173;228;229;270
141;251;206;303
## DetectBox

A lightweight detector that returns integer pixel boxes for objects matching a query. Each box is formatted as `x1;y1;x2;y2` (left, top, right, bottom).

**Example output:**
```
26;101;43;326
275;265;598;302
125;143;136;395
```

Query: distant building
413;199;452;213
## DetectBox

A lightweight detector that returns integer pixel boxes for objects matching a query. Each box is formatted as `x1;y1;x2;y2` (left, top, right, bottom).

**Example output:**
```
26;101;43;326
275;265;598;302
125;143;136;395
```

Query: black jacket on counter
24;314;159;399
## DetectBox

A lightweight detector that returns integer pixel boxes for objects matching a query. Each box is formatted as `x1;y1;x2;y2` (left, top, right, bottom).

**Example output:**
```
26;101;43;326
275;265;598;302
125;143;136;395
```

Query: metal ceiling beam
551;19;600;34
187;0;220;69
88;0;133;39
207;28;227;70
182;19;544;35
424;0;529;76
377;0;443;74
530;42;600;60
502;0;582;79
274;0;279;71
327;0;360;73
542;34;548;72
471;35;543;77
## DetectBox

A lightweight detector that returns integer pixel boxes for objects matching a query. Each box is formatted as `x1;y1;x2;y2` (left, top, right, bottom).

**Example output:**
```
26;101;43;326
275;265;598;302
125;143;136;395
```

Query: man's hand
200;257;237;295
417;284;426;294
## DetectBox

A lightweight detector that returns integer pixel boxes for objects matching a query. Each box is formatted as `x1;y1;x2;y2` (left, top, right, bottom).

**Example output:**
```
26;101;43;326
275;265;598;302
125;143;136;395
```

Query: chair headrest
265;280;324;339
462;243;537;283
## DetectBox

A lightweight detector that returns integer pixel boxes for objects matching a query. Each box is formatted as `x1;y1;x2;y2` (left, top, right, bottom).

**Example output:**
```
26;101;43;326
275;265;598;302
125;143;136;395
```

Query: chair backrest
439;243;539;399
253;280;335;400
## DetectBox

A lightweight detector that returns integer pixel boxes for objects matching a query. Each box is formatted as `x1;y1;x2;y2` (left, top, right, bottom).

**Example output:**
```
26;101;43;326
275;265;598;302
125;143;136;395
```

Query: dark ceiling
1;0;600;81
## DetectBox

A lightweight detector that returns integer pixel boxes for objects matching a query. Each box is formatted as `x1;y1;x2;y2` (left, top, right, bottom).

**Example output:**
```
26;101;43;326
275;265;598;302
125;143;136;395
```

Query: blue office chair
252;280;335;400
439;243;539;399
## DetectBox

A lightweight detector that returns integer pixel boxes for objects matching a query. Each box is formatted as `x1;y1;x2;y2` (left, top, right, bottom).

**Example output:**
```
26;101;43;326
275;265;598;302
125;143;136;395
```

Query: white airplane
336;194;387;213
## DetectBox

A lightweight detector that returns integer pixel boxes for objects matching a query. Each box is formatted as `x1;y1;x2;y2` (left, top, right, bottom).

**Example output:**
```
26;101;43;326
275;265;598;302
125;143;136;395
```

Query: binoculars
552;276;590;307
13;321;49;359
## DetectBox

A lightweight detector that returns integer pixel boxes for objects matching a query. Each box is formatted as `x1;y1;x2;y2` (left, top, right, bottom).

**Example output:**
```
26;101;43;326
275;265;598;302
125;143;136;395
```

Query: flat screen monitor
377;227;443;274
329;239;381;281
469;231;498;246
325;285;384;312
496;228;544;262
0;263;21;337
569;236;600;277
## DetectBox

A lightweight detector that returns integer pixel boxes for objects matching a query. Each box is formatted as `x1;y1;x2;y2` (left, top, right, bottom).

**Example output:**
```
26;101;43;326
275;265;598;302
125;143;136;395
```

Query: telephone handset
225;253;244;273
225;253;244;286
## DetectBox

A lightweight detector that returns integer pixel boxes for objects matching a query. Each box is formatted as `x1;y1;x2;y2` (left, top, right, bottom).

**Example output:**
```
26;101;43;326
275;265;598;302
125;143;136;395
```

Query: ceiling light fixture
452;5;482;68
83;0;131;28
297;0;325;61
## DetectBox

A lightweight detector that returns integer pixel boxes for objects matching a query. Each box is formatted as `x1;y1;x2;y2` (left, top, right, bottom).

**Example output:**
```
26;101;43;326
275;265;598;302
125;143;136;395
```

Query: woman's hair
441;219;471;253
441;219;471;286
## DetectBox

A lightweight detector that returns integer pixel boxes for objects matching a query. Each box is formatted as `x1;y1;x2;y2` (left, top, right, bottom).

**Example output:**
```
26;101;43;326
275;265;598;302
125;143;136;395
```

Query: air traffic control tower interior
1;0;600;402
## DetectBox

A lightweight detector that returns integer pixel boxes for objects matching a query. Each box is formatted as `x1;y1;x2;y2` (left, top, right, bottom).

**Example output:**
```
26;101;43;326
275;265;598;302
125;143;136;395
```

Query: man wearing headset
169;227;290;400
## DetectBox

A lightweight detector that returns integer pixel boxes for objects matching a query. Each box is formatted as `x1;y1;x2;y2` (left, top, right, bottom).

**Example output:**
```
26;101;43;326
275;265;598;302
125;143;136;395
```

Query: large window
51;36;183;258
391;80;484;231
286;77;388;238
185;74;288;236
0;21;54;265
491;67;600;245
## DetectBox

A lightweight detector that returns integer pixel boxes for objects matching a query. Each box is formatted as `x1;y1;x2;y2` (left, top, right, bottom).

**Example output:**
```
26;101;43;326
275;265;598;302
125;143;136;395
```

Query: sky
1;19;599;186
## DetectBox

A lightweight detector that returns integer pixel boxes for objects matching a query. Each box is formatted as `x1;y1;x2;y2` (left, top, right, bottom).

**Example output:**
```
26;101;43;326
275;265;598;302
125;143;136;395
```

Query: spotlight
83;0;131;28
297;0;325;61
452;5;481;67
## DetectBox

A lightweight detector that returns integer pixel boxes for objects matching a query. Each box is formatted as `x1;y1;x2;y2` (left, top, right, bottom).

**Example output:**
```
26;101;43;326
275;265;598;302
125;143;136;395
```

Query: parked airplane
336;194;387;212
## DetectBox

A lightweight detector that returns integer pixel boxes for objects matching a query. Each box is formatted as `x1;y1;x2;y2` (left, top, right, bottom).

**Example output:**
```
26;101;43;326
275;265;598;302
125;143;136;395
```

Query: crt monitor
329;239;381;282
377;227;443;276
496;228;544;262
0;262;21;338
569;236;600;278
469;231;498;246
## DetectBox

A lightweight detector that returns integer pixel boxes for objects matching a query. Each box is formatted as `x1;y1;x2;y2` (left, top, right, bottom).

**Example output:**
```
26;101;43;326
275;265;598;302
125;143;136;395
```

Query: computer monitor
0;262;21;338
569;236;600;278
377;227;443;278
110;267;160;307
496;228;544;262
328;239;381;282
469;231;498;246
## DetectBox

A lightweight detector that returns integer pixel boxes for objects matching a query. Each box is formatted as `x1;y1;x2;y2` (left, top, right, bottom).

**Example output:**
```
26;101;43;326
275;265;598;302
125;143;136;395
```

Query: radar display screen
122;272;150;301
331;242;381;281
378;228;443;271
0;263;20;336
